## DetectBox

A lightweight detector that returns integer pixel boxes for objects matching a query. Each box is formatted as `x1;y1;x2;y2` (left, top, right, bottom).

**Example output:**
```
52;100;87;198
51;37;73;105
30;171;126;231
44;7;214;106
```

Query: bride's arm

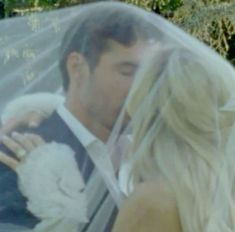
112;182;181;232
0;93;64;135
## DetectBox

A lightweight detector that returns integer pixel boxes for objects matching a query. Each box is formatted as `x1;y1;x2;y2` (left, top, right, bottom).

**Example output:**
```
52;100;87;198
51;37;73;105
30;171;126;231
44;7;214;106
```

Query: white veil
0;9;89;231
0;6;76;232
1;1;235;232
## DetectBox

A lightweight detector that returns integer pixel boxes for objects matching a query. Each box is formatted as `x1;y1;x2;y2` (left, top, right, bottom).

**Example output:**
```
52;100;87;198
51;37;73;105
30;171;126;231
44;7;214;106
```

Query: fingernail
18;149;27;158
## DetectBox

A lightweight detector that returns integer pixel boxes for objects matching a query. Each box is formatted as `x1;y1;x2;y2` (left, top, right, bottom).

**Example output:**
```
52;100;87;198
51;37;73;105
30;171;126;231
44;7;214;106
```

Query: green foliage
4;0;183;14
123;0;182;13
157;0;182;12
170;0;235;65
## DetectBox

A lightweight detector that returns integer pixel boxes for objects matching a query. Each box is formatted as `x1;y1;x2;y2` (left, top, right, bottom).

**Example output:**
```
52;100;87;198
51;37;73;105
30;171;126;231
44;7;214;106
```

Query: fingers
11;132;36;152
2;132;45;160
0;132;45;170
0;151;19;170
23;133;45;146
2;135;27;160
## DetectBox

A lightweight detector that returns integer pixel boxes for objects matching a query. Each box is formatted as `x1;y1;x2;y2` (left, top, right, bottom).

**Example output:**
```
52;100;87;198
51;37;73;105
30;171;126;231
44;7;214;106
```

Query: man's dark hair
59;2;154;91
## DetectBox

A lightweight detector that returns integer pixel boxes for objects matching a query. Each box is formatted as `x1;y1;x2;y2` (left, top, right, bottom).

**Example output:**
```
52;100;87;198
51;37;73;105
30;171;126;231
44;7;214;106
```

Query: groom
0;2;154;232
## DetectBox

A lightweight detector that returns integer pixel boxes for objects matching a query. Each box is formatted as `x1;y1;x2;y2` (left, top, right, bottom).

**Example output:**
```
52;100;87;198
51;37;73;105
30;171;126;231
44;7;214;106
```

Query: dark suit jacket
0;111;94;228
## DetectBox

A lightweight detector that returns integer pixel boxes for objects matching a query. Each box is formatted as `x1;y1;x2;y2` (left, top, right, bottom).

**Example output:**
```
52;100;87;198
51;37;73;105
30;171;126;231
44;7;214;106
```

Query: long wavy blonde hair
126;45;235;231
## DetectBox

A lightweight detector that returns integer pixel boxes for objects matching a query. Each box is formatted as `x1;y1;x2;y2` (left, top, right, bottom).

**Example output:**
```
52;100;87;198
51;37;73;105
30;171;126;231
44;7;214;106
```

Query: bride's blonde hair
126;46;235;231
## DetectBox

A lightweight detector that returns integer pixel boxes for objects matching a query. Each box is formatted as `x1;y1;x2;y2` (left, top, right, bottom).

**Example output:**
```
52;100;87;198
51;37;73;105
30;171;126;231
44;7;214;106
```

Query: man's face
79;39;150;135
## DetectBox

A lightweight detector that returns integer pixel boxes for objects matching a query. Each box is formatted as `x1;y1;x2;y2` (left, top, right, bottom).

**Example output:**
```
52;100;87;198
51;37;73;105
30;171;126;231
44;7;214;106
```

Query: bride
111;46;235;231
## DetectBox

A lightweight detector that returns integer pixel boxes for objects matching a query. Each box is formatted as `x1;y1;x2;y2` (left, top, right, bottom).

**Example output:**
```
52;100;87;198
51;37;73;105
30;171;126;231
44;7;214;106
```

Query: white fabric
57;105;98;148
88;141;124;207
16;142;88;232
57;104;123;205
81;169;116;232
1;93;64;124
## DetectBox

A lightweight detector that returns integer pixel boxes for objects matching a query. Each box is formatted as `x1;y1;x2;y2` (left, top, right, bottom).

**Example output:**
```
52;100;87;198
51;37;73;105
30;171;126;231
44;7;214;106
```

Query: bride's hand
0;132;45;170
0;138;88;225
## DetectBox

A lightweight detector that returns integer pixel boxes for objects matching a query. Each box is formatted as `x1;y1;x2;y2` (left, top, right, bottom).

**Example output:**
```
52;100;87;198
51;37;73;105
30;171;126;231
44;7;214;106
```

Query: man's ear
66;52;90;88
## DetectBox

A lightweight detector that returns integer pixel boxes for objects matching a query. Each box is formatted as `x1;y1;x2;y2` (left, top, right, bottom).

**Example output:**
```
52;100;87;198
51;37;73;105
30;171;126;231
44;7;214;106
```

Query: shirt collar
57;104;98;148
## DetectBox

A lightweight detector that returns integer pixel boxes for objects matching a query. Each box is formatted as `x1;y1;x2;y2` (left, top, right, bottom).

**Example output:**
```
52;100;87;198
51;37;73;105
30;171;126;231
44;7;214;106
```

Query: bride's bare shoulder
112;180;182;232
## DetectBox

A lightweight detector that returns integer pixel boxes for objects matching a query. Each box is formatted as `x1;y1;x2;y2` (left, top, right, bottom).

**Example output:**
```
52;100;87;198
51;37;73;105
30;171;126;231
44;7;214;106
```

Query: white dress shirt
57;104;101;153
56;105;119;231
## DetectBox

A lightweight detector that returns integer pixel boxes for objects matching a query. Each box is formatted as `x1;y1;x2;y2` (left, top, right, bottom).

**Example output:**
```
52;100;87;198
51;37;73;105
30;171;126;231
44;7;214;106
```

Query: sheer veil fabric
0;1;235;232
